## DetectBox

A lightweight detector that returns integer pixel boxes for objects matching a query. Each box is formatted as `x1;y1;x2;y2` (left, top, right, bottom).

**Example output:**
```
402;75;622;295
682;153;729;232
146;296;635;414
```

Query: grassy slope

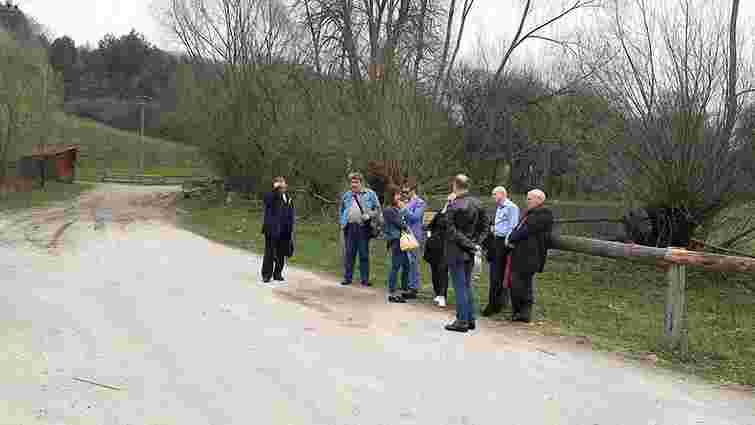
9;113;207;179
178;196;754;387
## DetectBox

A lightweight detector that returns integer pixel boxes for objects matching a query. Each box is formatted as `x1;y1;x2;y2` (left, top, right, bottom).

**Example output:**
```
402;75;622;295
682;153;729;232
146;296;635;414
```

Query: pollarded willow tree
585;0;752;247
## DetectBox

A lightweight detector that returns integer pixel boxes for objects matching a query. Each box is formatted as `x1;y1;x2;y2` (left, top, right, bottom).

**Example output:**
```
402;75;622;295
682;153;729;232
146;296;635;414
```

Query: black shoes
445;320;470;333
274;275;284;281
402;290;418;300
361;281;372;287
388;294;406;303
340;281;352;286
262;277;272;283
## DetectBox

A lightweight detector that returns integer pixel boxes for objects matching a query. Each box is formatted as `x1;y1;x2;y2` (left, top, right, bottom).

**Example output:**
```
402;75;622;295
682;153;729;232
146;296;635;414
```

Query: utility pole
136;96;151;174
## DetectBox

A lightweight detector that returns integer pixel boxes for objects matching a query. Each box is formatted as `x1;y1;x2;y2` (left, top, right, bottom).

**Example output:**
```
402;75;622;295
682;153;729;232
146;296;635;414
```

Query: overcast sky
19;0;755;63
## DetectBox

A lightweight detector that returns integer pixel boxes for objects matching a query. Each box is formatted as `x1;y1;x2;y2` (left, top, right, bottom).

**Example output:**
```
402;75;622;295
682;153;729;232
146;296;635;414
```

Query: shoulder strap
353;192;365;214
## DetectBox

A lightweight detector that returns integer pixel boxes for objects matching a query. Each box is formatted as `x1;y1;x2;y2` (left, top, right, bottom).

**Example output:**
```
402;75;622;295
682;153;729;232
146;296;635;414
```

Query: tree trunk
724;0;740;137
341;0;363;84
441;0;474;102
412;0;430;81
432;0;456;103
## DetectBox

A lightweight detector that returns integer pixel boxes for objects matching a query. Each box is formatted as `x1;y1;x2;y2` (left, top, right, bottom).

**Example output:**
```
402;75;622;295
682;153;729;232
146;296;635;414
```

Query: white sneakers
434;296;447;308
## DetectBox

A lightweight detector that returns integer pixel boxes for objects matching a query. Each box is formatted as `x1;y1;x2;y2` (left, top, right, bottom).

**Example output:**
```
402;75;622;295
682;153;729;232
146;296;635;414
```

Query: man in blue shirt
481;186;520;317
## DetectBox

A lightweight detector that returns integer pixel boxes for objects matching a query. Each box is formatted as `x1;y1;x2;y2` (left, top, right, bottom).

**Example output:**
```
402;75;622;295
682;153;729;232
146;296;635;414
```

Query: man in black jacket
506;189;553;323
444;175;490;333
261;176;295;283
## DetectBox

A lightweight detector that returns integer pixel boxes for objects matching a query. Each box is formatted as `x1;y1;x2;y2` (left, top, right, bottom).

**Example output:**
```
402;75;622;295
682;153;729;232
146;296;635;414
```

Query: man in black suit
261;176;295;283
506;189;554;323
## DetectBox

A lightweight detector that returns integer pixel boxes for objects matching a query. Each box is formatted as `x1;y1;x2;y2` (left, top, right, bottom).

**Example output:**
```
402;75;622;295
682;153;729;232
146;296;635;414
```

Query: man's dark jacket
445;193;490;264
262;190;295;242
423;209;447;265
508;207;554;273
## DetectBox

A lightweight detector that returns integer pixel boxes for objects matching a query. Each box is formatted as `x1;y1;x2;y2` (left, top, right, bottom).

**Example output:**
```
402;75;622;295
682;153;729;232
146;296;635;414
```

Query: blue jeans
450;260;475;323
387;240;410;292
344;223;370;284
406;240;423;291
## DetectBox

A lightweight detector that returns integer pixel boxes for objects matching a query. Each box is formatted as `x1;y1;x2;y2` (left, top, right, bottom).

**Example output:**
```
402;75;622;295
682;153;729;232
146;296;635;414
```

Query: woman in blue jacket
383;186;410;303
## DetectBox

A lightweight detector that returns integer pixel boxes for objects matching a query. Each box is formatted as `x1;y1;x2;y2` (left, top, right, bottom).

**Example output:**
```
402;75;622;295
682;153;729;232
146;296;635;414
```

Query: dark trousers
449;260;475;323
262;235;288;279
486;245;510;312
430;260;448;298
510;271;535;319
344;223;370;284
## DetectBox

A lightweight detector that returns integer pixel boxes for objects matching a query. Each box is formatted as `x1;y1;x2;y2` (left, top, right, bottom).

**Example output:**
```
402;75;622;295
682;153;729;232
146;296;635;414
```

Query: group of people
260;172;554;334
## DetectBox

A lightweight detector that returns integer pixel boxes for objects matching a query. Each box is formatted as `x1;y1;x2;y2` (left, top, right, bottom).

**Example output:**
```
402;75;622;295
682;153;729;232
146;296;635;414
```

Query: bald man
505;189;554;323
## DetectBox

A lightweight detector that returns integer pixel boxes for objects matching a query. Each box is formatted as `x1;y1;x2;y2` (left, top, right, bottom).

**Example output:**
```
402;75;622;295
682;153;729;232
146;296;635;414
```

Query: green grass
0;181;94;212
7;113;208;179
178;197;755;388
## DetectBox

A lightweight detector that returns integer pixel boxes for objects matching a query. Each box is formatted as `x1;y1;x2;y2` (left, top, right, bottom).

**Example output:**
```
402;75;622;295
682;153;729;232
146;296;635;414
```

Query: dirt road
1;184;752;425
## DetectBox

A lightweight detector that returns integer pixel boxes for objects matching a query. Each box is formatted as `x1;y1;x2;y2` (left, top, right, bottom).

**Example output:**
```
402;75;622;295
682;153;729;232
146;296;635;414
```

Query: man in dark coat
424;198;450;307
506;189;553;323
261;176;295;283
444;174;490;333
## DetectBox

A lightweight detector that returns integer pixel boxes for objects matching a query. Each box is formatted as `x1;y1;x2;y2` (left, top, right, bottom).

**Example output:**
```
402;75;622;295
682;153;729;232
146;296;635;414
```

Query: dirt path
0;184;752;424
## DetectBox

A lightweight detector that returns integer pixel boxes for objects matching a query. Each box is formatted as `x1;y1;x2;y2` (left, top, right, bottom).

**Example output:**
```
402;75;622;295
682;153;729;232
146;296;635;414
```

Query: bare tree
431;0;474;104
158;0;302;67
724;0;740;138
585;0;753;246
296;0;450;83
491;0;598;83
448;1;599;189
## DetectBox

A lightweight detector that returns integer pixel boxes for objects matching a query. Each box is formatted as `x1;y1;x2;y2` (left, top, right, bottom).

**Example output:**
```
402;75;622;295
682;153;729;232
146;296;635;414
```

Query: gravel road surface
1;184;752;425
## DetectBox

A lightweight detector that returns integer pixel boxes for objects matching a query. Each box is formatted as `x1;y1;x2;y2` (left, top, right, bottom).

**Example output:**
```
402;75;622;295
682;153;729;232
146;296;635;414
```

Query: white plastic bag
472;250;483;281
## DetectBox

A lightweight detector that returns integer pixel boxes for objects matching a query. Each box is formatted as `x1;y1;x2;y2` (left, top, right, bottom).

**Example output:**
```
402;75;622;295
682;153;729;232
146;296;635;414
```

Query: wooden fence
422;211;755;355
551;234;755;354
96;170;209;186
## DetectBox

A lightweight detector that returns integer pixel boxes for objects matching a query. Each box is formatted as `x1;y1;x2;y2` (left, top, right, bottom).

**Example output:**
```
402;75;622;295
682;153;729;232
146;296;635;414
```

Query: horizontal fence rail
551;234;755;274
422;210;753;354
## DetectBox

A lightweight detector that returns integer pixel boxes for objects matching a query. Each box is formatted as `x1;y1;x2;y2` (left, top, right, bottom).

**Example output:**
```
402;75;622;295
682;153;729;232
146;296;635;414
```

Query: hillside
8;113;207;179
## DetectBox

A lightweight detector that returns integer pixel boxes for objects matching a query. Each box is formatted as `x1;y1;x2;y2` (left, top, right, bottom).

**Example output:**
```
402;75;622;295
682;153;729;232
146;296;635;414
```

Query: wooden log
550;234;670;265
664;264;688;354
550;234;755;274
421;211;755;273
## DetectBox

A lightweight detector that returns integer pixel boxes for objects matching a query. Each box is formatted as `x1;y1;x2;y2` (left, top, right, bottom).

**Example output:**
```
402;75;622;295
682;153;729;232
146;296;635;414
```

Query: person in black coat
423;200;450;307
261;176;295;282
506;189;554;323
444;175;490;333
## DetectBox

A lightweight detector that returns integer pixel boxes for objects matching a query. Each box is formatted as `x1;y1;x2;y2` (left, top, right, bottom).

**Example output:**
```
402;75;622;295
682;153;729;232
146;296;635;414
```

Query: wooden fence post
664;263;688;355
